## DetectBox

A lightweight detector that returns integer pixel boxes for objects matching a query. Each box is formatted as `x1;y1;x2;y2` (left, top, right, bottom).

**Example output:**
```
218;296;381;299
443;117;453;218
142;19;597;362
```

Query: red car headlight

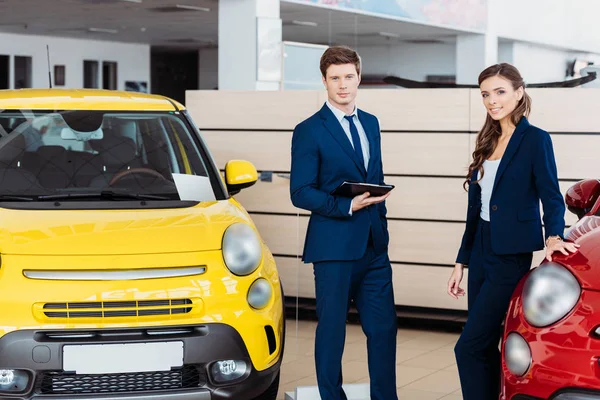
505;332;531;376
522;262;581;327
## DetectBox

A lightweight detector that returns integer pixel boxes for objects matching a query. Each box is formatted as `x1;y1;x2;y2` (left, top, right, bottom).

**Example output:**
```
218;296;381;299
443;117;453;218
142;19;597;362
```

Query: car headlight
222;223;262;276
247;278;272;309
504;332;531;376
523;262;581;327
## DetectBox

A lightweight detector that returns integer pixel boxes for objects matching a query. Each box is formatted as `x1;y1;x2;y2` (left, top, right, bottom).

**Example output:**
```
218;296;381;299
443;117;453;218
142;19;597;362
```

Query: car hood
556;215;600;290
0;200;252;255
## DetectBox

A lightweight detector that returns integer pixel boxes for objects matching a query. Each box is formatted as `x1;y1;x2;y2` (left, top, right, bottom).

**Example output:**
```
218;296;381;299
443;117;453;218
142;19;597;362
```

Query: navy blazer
290;104;388;263
456;117;566;265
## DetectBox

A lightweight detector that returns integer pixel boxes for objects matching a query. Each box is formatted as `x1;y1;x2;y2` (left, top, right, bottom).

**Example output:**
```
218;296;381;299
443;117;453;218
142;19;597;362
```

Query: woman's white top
478;159;502;222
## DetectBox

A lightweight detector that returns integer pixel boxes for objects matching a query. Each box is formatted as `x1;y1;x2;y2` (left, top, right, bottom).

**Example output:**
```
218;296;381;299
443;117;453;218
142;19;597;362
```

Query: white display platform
285;383;370;400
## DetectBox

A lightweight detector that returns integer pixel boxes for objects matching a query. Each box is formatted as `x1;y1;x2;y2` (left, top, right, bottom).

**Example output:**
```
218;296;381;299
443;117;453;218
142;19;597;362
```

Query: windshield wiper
0;195;36;201
37;191;171;201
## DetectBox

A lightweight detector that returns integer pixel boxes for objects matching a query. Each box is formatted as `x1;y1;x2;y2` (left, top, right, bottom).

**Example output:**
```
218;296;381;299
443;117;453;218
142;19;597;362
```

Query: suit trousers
313;240;398;400
454;219;532;400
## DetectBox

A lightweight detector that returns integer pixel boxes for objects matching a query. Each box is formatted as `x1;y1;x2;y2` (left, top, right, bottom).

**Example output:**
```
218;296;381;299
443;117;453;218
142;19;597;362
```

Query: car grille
37;365;206;395
42;299;193;318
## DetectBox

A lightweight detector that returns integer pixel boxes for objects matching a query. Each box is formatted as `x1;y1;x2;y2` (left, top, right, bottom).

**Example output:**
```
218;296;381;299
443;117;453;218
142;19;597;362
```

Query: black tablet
331;181;395;198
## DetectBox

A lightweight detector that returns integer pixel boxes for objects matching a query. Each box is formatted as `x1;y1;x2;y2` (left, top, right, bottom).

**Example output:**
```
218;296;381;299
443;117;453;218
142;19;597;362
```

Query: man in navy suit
290;46;398;400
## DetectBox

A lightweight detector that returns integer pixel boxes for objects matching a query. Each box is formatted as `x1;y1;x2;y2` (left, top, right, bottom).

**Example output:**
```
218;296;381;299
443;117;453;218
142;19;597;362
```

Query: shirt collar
326;100;357;124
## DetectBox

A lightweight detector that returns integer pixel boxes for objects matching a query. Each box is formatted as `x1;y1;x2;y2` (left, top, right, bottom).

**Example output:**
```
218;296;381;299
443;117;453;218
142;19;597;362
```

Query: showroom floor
277;318;464;400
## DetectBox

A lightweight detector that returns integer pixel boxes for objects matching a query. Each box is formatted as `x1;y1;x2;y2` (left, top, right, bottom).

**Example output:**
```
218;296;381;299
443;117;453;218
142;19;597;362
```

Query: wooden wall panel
551;135;600;180
392;264;468;310
186;91;321;130
381;133;471;176
349;89;471;131
235;174;299;215
201;131;291;171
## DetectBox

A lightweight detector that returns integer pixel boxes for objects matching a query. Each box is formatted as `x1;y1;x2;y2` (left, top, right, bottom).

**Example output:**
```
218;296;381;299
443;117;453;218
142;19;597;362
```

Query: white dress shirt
325;101;370;170
326;101;371;215
478;159;501;221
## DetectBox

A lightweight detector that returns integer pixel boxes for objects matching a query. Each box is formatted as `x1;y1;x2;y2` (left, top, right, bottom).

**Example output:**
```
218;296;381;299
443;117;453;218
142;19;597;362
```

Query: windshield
0;109;224;202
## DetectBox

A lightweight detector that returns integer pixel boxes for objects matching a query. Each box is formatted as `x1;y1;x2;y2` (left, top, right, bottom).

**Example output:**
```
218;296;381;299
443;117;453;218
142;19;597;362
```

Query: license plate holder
62;341;184;374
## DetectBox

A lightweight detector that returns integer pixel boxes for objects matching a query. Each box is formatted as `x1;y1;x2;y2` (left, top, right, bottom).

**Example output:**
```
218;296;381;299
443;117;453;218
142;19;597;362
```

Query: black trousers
454;219;532;400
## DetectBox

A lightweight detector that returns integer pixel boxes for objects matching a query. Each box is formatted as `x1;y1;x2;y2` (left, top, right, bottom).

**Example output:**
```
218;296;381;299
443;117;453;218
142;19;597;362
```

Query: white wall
357;42;456;82
511;43;573;84
491;0;600;54
0;32;150;91
501;41;600;84
198;48;218;90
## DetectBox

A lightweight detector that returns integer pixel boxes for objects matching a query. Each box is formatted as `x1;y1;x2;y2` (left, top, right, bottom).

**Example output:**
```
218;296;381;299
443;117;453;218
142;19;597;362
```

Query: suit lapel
491;117;530;196
320;104;366;176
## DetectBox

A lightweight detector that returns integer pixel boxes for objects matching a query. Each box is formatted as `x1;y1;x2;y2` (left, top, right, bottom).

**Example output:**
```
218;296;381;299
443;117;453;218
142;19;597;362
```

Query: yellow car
0;89;284;400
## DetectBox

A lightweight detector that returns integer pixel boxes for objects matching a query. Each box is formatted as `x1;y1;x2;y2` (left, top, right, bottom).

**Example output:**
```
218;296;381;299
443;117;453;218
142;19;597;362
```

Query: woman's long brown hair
464;63;532;191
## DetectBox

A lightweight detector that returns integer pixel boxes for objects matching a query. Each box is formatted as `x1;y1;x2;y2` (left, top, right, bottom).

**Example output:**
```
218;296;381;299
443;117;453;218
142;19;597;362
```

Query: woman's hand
447;263;466;299
545;237;580;261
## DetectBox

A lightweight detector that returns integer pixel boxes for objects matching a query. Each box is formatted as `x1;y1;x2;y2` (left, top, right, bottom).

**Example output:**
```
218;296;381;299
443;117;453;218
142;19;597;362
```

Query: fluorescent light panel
175;4;210;12
292;20;318;27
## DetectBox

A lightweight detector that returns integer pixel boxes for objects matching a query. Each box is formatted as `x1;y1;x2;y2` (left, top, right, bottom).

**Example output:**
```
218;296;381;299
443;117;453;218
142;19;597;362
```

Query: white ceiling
0;0;219;48
0;0;462;49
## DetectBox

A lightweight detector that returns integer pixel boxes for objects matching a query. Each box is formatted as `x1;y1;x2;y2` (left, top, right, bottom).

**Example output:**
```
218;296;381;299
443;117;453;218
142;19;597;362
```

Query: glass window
103;61;118;90
14;56;32;89
0;55;8;90
0;109;218;202
84;61;99;89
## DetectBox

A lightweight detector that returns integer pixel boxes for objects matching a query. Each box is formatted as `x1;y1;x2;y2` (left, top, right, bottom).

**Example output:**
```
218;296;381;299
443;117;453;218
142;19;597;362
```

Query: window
14;56;32;89
54;65;65;86
0;55;8;90
84;60;99;89
102;61;118;90
0;110;214;201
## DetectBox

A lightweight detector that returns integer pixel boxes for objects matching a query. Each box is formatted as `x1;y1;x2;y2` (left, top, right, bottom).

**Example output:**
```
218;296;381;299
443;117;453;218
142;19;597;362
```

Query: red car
501;179;600;400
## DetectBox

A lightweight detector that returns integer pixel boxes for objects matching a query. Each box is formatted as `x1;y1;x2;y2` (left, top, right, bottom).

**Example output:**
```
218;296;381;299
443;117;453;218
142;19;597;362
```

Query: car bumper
0;323;281;400
512;389;600;399
28;391;211;400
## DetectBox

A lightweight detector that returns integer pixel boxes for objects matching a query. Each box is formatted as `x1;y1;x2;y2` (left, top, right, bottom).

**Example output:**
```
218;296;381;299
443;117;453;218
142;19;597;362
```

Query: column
218;0;282;90
455;33;498;85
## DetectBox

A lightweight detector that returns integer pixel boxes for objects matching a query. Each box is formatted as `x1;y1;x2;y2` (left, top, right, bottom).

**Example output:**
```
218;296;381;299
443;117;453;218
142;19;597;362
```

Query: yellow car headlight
222;223;262;276
247;278;272;309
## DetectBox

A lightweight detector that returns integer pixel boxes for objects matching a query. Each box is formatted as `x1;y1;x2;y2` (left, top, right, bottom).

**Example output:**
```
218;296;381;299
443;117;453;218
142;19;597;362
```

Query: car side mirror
224;160;258;196
565;179;600;220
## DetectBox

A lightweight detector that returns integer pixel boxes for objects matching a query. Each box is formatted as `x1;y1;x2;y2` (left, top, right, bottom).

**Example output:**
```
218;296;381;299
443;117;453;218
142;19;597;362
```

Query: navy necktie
344;115;365;170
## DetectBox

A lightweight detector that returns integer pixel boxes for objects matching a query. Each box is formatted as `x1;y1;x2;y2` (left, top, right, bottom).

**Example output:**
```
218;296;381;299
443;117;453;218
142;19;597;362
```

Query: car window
0;109;221;202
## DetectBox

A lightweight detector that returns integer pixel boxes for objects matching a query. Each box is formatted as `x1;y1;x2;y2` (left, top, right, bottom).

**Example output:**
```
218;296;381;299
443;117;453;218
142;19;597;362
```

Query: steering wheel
109;168;168;186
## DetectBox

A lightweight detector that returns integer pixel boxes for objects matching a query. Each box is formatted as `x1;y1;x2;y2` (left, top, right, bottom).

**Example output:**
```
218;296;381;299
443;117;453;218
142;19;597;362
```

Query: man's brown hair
319;46;361;78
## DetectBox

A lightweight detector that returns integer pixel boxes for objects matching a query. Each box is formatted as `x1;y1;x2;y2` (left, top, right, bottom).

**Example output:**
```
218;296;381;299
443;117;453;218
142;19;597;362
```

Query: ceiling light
379;31;400;38
88;27;119;34
120;0;142;3
292;20;318;27
175;4;210;12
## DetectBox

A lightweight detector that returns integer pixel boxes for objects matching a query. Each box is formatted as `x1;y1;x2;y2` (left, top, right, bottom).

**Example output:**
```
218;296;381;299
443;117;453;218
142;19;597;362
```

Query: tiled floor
277;319;463;400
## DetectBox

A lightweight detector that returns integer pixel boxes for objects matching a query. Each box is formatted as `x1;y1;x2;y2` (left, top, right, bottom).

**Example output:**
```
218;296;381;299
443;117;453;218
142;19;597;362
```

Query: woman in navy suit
447;63;579;399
